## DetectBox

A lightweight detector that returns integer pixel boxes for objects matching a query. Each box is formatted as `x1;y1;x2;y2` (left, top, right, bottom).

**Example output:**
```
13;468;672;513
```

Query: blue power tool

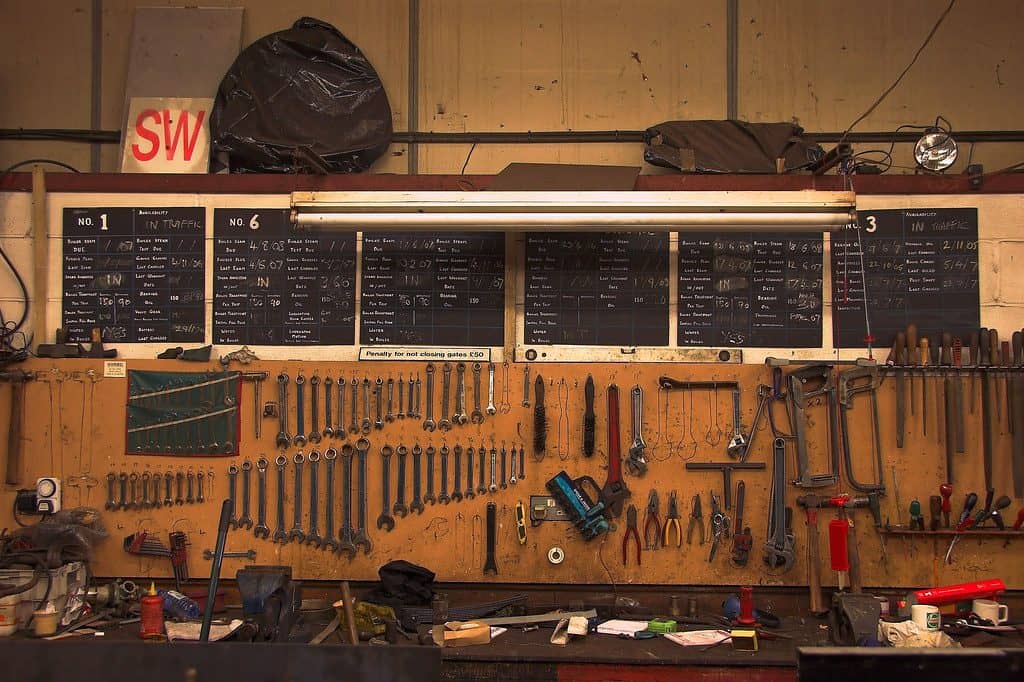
545;470;609;541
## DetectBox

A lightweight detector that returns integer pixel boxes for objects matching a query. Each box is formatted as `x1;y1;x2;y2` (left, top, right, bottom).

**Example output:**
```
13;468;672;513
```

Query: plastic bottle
159;589;201;621
140;582;164;637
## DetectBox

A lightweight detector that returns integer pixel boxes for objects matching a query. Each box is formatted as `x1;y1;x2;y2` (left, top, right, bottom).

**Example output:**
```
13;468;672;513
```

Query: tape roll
547;546;565;564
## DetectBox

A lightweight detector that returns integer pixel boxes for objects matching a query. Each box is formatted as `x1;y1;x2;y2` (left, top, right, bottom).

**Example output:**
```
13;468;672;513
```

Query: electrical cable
3;158;80;174
839;0;957;145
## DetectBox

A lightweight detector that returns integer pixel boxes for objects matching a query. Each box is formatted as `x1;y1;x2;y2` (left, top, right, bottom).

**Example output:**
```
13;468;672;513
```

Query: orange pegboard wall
1;358;1021;588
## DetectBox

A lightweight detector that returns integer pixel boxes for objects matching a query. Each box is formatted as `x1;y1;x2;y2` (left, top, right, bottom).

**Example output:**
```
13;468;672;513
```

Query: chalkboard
525;233;669;346
678;233;824;347
62;207;205;343
831;208;980;348
361;232;505;346
213;209;357;345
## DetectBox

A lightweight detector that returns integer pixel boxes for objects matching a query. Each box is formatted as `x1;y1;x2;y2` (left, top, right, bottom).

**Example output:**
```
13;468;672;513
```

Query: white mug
972;599;1009;624
911;604;941;631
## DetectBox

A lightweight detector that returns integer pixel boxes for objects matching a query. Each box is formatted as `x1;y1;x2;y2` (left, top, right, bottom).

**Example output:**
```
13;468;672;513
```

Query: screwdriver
989;496;1012;530
969;331;980;414
929;495;943;531
1013;508;1024;531
909;500;924;531
920;336;930;436
944;492;978;564
990;329;1001;422
939;483;952;528
892;331;907;448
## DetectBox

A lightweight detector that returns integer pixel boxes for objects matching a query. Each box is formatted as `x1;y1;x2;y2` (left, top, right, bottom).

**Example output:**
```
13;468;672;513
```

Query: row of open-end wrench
421;362;497;432
228;440;374;559
275;372;423;449
375;442;525;532
104;470;207;510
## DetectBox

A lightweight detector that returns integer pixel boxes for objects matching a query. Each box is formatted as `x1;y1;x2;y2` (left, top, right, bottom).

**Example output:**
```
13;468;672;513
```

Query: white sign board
120;97;213;173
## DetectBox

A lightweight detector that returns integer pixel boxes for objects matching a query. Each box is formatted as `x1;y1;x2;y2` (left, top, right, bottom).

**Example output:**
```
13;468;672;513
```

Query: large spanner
322;448;339;553
349;376;359;434
237;460;253;529
337;444;357;560
423;364;437;431
308;375;322;444
438;445;451;504
323;377;335;438
374;377;384;430
470;362;484;424
377;444;396;531
386;377;395;423
454;363;469;425
275;373;291;448
439;363;453;431
394;445;409;516
486;362;497;416
305;450;322;548
477;445;487;495
288;451;306;543
293;374;307;447
424;445;436;505
273;455;288;543
410;444;425;514
626;385;648;476
465;446;476;500
361;378;372;434
452;445;464;502
253;457;270;539
227;465;239;529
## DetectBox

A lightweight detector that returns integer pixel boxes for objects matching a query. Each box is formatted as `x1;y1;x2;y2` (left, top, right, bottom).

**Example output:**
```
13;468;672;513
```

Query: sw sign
120;97;213;173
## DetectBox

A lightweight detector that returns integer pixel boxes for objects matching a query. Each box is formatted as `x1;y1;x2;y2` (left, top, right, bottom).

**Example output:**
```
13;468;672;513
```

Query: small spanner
323;377;335;438
386;377;395;422
308;375;322;444
254;458;270;539
410;444;425;513
439;363;453;431
374;377;384;430
465;446;475;500
477;446;487;495
489;446;499;493
394;445;409;517
349;377;359;434
424;445;436;505
293;374;307;447
289;452;306;543
452;445;464;502
273;455;288;543
322;448;340;552
377;445;396;531
361;378;372;434
470;363;484;424
227;466;239;529
305;450;322;548
455;363;469;425
397;374;405;420
439;445;451;504
487;362;497;415
423;364;437;431
237;460;253;529
275;373;291;448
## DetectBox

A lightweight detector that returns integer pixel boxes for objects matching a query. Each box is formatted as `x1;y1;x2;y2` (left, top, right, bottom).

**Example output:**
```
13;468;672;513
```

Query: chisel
991;329;1001;423
942;332;954;480
920;336;930;437
931;334;942;443
952;338;965;454
906;324;918;417
892;332;907;448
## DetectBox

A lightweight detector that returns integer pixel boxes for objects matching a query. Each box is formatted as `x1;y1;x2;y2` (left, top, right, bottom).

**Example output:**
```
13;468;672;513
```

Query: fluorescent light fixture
290;191;856;233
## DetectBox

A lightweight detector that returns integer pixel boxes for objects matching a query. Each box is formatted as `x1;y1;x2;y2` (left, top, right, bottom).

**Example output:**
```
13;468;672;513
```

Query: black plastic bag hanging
210;17;393;174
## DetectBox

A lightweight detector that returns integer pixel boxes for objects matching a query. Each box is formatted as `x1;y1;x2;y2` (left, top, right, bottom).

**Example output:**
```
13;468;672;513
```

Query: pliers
643;490;662;550
686;493;705;545
622;504;641;566
662;491;682;547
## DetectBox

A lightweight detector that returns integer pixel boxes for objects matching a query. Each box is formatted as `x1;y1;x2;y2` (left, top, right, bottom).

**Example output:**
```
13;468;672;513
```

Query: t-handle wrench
275;373;291;448
352;438;373;554
337;444;357;559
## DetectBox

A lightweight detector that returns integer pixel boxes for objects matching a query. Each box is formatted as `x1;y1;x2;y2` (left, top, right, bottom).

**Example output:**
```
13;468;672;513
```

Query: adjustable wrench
294;374;307;447
500;445;508;489
361;378;372;434
394;445;409;516
489;446;499;493
471;362;484;424
273;455;288;543
477;445;487;495
600;384;630;517
423;364;437;431
308;375;322;444
323;377;334;438
626;385;648;476
726;386;748;460
486;362;497;416
322;448;339;552
397;374;405;420
254;457;270;539
439;363;453;431
227;465;239;529
410;444;425;513
289;452;306;543
349;377;359;434
237;460;253;528
452;445;464;502
386;377;395;422
305;450;322;547
763;437;795;571
374;377;384;430
455;363;469;425
465;446;475;500
424;445;437;504
275;373;291;448
338;444;357;559
438;446;451;504
377;444;396;530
